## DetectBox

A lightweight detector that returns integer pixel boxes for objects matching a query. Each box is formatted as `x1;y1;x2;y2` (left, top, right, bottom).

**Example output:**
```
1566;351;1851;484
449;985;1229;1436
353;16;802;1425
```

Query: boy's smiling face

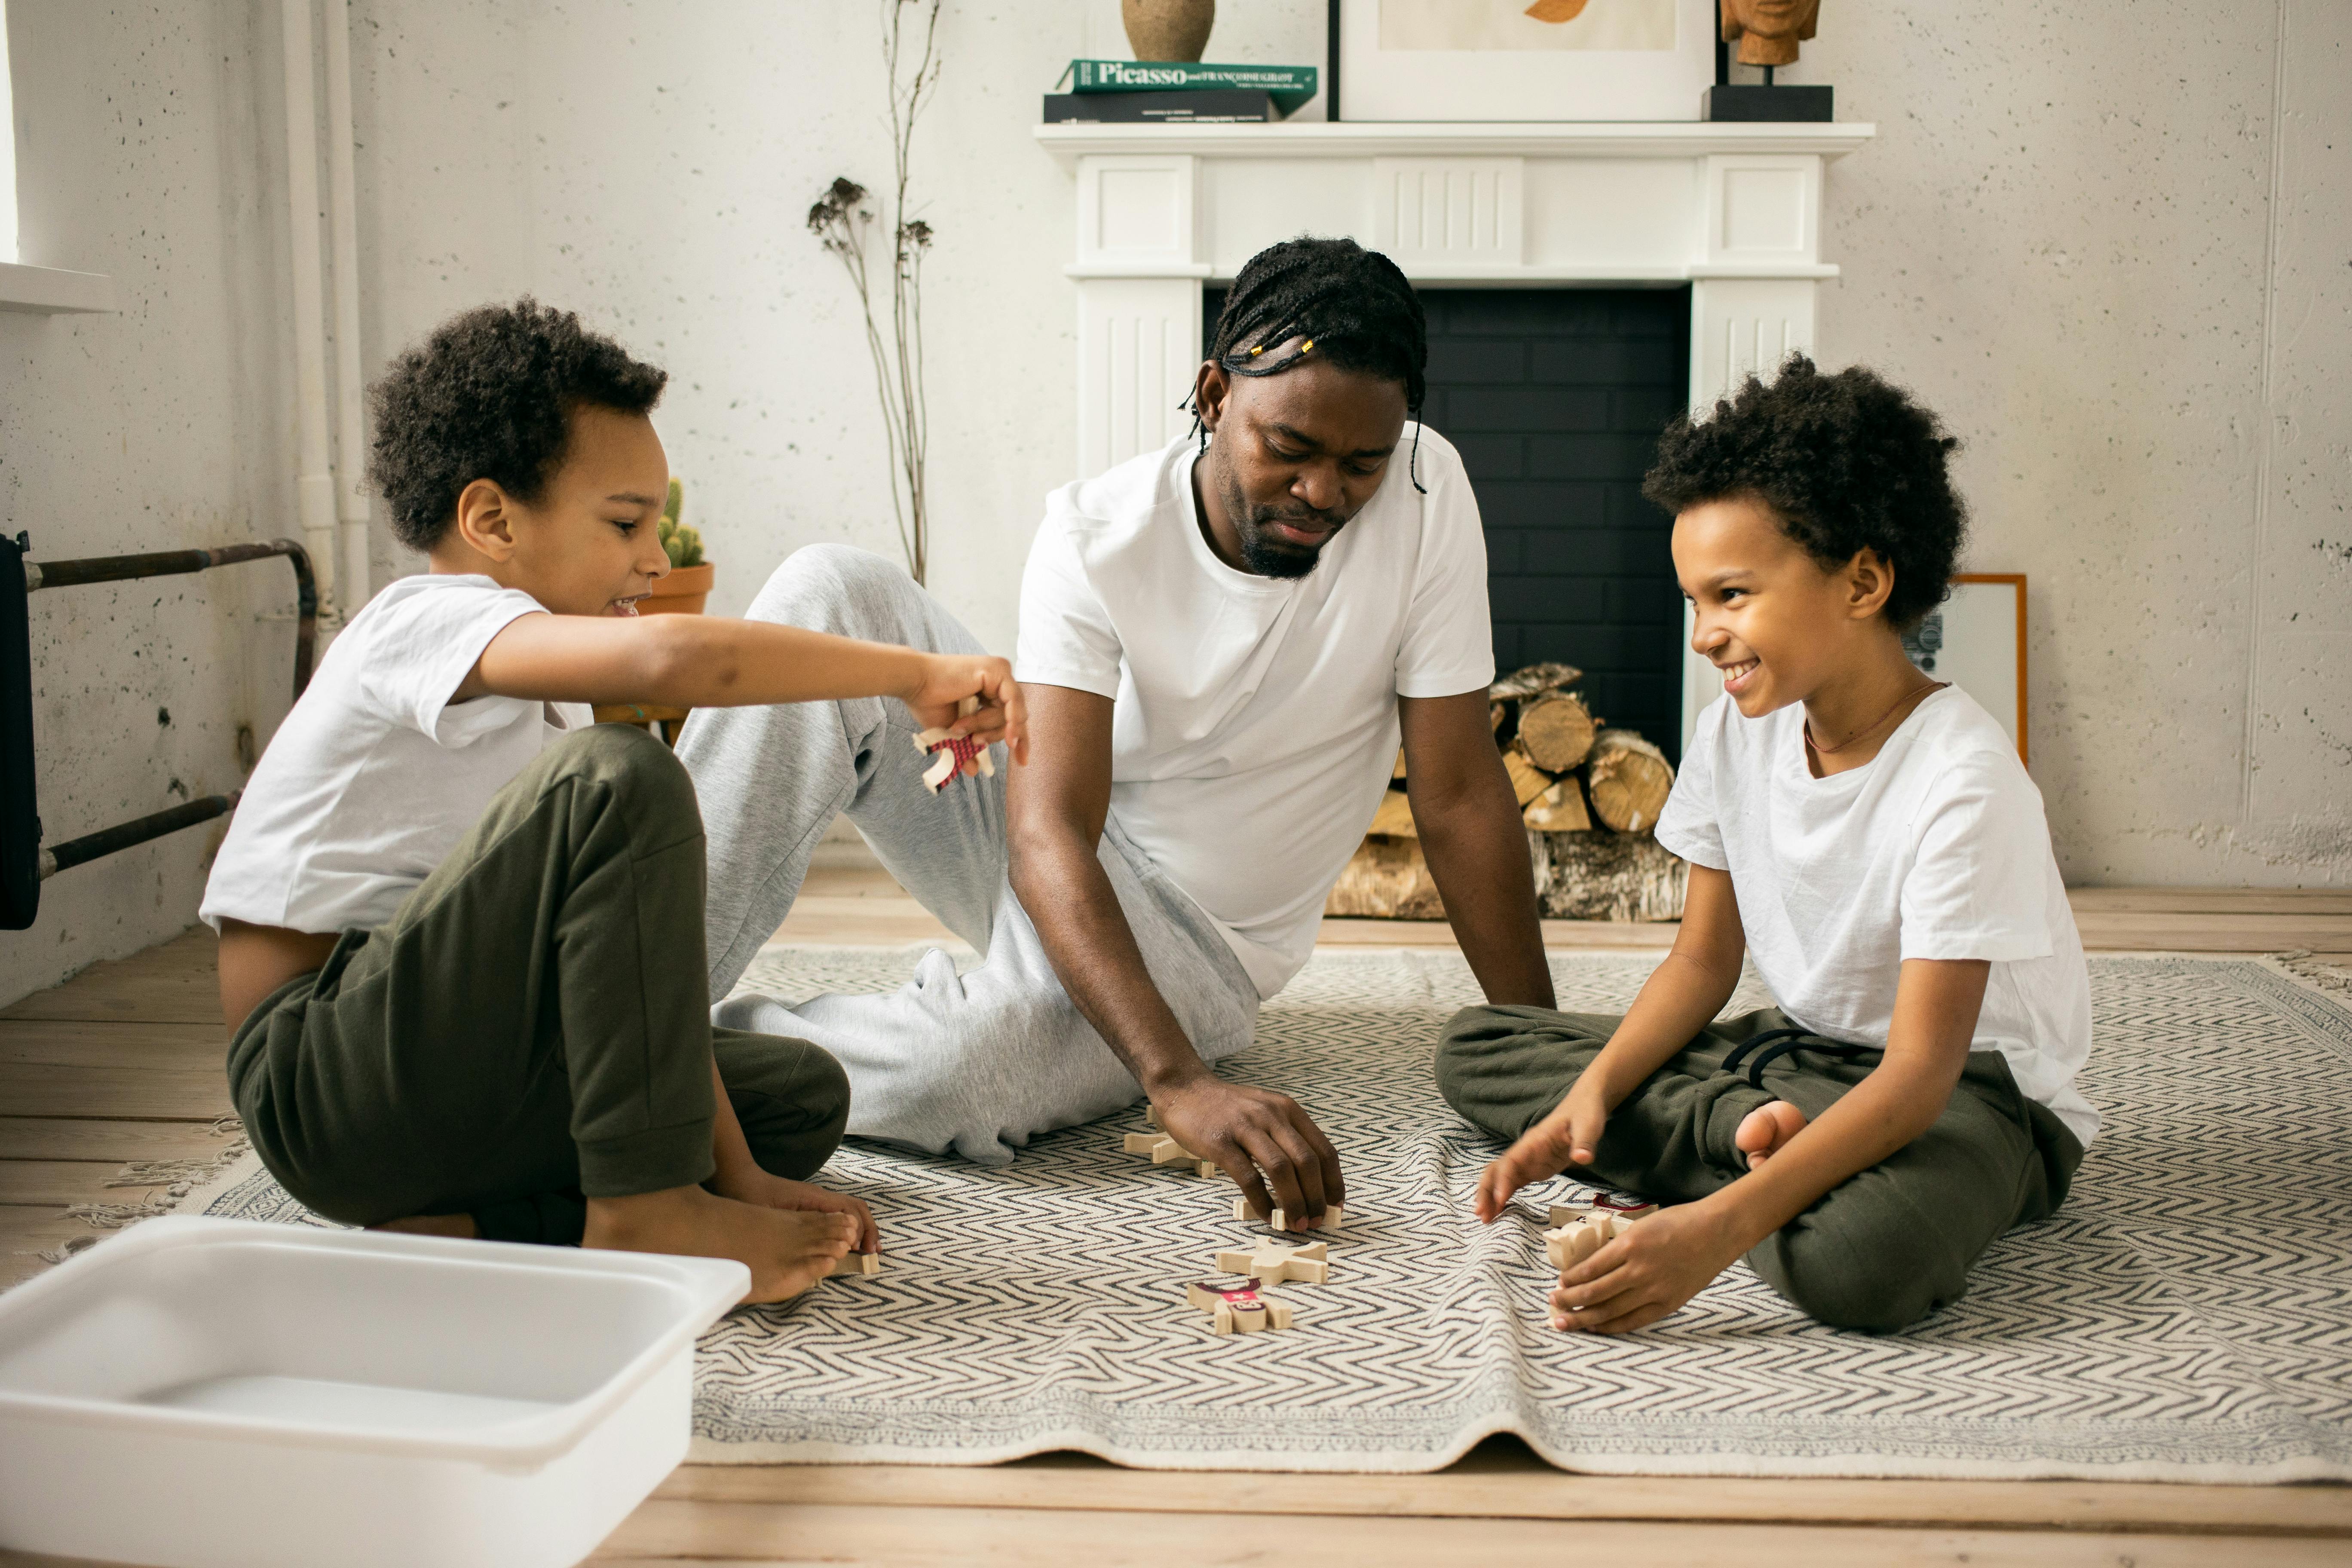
437;403;674;617
1672;494;1896;718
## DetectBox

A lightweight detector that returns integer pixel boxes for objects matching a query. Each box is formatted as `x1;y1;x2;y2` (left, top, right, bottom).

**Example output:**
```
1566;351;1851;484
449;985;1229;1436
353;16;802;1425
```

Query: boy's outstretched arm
1473;865;1747;1222
1549;956;1989;1334
459;612;1029;764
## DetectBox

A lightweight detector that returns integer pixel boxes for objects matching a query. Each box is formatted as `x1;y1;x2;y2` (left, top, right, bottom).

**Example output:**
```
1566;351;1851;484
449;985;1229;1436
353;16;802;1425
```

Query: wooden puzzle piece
1548;1196;1658;1229
822;1250;882;1278
1186;1276;1298;1335
1123;1130;1219;1178
1544;1204;1658;1269
1232;1195;1346;1233
1213;1238;1329;1286
914;695;996;793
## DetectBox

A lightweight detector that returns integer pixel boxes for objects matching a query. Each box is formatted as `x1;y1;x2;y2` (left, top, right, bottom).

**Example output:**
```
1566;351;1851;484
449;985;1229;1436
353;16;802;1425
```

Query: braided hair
1194;236;1430;492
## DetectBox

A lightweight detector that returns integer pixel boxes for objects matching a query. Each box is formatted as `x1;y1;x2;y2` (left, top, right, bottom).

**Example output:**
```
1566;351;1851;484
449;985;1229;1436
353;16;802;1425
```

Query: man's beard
1216;464;1344;580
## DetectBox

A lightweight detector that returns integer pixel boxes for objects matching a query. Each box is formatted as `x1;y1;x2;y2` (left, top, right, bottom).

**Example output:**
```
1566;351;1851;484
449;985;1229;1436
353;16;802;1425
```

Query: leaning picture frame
1331;0;1715;122
1905;574;2029;765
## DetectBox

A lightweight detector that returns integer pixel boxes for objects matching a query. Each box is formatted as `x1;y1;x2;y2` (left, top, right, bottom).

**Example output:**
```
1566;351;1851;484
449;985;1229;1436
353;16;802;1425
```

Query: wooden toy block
1186;1276;1298;1335
823;1250;882;1278
1548;1196;1658;1229
1126;1130;1219;1178
1213;1238;1330;1286
1544;1210;1642;1269
914;696;996;793
1231;1195;1345;1233
1542;1221;1605;1271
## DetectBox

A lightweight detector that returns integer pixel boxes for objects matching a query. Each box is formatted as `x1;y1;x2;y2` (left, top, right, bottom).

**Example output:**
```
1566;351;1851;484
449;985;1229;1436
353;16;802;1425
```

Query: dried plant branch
808;0;942;585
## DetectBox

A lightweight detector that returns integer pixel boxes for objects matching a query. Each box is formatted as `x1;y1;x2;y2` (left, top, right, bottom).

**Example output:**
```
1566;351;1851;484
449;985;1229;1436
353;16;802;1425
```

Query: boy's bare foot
583;1183;855;1304
370;1213;477;1238
1733;1099;1808;1170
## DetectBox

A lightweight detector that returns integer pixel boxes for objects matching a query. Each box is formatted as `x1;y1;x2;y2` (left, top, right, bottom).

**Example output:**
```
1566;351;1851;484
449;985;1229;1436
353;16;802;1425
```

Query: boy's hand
712;1170;879;1254
1548;1200;1746;1334
1473;1079;1610;1222
904;653;1029;770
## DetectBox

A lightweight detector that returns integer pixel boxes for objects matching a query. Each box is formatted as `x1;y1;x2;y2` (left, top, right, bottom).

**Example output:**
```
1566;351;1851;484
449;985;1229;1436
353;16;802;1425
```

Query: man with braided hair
683;237;1554;1221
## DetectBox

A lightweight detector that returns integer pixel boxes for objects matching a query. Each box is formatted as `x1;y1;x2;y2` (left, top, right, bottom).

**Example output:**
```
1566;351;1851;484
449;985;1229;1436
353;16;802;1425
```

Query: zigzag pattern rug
186;949;2352;1480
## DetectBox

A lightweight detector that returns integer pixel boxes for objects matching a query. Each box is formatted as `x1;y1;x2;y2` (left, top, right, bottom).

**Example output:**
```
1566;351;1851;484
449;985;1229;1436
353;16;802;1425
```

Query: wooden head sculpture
1721;0;1820;67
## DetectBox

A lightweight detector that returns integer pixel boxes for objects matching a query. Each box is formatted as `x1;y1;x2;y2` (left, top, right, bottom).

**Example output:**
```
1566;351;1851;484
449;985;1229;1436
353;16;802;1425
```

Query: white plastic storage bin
0;1215;747;1568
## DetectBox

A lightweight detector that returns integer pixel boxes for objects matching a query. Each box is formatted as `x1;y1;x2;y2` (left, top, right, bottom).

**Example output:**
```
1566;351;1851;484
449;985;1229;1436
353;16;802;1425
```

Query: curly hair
1642;355;1966;631
367;298;668;551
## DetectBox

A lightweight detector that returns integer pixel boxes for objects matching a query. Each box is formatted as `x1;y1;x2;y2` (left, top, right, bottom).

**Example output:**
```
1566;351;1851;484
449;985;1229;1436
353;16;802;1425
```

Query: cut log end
1516;692;1598;773
1585;728;1674;836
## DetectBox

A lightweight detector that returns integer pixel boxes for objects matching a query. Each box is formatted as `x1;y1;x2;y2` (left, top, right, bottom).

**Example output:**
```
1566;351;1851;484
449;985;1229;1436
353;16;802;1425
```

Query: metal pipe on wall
280;0;340;623
322;0;371;610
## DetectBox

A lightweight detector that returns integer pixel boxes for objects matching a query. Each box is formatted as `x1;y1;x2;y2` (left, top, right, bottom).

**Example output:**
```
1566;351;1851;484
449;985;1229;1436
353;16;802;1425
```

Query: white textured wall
340;0;1319;652
1;0;298;1002
1786;2;2350;886
0;0;2342;1006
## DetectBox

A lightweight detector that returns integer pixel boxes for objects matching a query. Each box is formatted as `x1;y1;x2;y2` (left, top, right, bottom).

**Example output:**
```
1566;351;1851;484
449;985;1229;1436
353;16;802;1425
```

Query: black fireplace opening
1204;285;1691;762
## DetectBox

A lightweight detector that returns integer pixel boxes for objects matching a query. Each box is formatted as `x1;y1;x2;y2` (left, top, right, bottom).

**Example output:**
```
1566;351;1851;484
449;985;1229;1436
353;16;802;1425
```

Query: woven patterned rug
182;948;2352;1480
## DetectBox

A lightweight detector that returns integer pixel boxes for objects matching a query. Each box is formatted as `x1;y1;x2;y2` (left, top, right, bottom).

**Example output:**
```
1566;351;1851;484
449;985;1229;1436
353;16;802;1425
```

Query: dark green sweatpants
1436;1005;2084;1332
228;723;851;1245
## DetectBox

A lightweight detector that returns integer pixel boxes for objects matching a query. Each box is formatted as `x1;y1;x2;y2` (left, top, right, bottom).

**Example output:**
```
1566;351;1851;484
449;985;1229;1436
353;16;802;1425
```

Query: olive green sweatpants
1435;1005;2084;1332
228;723;851;1245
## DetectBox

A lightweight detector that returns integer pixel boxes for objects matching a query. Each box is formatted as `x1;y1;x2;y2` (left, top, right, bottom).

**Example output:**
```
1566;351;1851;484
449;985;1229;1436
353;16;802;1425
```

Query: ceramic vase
1122;0;1213;62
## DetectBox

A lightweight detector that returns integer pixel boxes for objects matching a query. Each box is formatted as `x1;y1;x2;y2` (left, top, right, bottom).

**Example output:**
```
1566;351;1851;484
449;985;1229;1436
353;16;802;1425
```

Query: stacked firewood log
1325;663;1688;923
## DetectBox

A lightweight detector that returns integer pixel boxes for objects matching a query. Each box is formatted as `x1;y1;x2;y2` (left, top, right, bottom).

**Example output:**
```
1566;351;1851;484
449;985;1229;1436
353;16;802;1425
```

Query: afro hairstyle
368;297;668;551
1642;355;1967;631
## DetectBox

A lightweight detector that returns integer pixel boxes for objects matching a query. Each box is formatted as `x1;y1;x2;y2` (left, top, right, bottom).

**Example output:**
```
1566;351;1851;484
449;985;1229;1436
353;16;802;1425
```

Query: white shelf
1035;119;1874;168
0;263;119;315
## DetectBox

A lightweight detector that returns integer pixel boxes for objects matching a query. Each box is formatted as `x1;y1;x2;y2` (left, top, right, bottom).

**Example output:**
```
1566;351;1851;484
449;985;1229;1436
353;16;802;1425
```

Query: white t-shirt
201;574;591;935
1017;429;1495;998
1656;687;2098;1146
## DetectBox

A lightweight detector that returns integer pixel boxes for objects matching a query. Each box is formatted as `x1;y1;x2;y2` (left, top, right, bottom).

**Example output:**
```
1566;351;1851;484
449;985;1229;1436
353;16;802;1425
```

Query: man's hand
1547;1200;1747;1334
902;652;1029;771
1473;1077;1608;1222
1154;1075;1346;1227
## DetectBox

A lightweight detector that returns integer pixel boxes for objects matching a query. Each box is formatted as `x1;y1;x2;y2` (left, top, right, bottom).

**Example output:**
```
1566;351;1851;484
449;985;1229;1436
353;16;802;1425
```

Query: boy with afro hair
202;299;1025;1302
1439;356;2093;1333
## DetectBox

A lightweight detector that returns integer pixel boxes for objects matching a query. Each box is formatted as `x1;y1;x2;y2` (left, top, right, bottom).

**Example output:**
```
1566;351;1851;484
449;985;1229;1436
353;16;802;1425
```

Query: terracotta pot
1123;0;1213;62
643;562;713;616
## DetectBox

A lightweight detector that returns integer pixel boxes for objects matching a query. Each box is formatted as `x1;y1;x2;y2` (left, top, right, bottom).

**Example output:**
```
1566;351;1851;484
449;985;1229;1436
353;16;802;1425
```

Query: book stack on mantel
1044;59;1317;126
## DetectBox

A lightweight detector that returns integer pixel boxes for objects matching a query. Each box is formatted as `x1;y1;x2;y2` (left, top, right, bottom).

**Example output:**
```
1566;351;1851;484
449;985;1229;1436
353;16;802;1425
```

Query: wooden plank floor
3;878;2348;1565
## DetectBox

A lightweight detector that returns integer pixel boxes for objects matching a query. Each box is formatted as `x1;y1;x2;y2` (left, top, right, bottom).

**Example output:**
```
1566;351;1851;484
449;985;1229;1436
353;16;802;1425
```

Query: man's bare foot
582;1184;855;1304
1733;1100;1808;1170
370;1213;477;1238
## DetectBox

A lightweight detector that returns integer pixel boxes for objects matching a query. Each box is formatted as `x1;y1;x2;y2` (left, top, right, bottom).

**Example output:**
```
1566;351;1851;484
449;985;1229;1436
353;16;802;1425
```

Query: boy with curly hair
1439;356;2093;1333
202;299;1024;1302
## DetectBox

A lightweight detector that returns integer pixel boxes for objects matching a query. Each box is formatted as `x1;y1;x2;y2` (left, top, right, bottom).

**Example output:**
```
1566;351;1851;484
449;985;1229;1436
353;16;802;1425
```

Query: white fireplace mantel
1036;117;1874;741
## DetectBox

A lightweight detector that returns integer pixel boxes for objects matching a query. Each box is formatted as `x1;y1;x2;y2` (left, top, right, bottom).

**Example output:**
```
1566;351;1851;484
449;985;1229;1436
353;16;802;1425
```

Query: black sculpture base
1704;84;1834;123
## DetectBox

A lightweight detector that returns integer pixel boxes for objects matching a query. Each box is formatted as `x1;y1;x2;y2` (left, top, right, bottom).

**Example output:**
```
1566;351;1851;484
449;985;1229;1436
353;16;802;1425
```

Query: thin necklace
1805;678;1946;756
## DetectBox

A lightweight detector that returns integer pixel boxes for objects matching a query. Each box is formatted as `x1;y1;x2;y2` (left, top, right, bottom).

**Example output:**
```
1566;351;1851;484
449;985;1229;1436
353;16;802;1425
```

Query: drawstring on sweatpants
1720;1027;1881;1090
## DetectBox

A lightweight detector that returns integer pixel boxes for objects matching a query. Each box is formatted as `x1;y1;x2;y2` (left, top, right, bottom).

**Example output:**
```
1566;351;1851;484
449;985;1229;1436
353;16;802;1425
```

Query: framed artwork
1330;0;1715;122
1905;574;2029;765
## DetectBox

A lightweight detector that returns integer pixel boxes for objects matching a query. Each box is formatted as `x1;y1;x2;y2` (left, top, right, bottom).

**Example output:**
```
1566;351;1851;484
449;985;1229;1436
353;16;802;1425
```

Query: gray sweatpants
676;545;1259;1166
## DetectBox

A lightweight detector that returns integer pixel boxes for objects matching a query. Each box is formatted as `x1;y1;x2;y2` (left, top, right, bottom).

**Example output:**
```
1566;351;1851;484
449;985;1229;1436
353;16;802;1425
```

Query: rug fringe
28;1125;254;1265
2272;949;2352;997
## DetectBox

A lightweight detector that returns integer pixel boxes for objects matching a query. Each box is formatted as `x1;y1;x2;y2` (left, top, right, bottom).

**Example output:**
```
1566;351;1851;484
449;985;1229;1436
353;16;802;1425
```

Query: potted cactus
643;478;713;615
